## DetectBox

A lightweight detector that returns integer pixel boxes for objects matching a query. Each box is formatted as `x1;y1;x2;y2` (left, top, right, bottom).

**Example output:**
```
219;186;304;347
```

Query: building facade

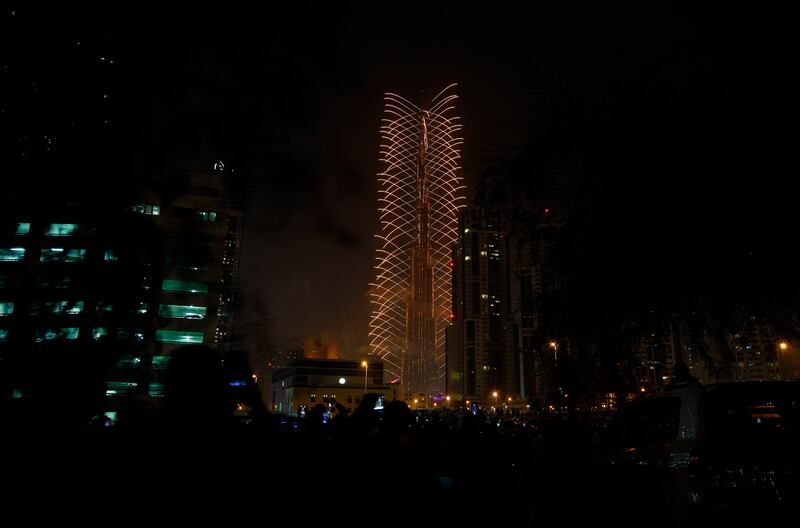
447;208;517;405
369;84;465;397
0;165;243;419
271;358;399;415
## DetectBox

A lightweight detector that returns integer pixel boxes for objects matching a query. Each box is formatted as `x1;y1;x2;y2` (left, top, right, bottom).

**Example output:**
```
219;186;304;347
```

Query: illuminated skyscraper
369;84;465;396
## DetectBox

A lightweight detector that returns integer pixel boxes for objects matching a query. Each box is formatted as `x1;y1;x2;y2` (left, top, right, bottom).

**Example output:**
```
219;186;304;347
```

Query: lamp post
549;341;558;362
361;360;368;393
779;342;789;380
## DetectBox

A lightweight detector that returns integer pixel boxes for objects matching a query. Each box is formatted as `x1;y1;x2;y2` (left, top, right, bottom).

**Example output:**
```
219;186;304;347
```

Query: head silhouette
161;345;231;429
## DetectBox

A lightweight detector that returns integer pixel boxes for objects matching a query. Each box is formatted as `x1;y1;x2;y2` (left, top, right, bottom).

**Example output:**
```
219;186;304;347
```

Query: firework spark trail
369;84;465;393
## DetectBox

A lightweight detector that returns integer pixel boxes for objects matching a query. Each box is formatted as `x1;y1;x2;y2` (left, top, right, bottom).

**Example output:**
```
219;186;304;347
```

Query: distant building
516;209;566;407
447;208;516;405
727;318;781;382
271;358;400;415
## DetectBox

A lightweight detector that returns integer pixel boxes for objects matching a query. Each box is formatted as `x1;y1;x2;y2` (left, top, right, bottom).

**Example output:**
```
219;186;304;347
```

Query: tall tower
369;84;465;396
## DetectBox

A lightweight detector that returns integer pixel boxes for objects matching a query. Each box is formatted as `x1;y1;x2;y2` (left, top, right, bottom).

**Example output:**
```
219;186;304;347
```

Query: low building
271;358;401;415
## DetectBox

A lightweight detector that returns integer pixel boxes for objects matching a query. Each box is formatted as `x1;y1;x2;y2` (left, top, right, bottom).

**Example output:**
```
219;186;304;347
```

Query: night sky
4;2;799;356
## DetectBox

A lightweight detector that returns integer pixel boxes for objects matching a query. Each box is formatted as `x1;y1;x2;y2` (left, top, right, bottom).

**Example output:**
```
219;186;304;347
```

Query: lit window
159;304;206;320
45;224;84;236
115;356;142;368
197;211;217;222
40;248;87;262
105;381;137;396
0;329;7;342
136;302;148;314
104;249;119;262
152;356;171;370
131;203;160;216
155;330;204;344
480;251;487;256
35;327;79;342
96;302;113;313
92;327;109;340
148;382;165;398
464;256;471;261
47;301;84;315
0;302;13;316
481;293;488;299
161;279;208;294
15;222;31;235
0;248;26;261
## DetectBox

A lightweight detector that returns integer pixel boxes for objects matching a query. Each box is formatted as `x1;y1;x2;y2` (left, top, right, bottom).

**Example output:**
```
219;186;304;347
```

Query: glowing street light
549;341;558;362
361;360;368;393
779;342;788;351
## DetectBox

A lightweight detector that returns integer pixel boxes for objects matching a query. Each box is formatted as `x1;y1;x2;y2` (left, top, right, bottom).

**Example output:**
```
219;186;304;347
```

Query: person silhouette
159;345;233;433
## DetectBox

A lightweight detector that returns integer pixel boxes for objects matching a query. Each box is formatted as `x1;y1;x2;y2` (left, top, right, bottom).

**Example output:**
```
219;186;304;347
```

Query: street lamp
778;342;790;380
361;360;368;393
549;341;558;362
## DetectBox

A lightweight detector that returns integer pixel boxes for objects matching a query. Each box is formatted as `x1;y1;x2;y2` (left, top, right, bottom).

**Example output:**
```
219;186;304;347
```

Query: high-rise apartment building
447;208;516;404
0;165;243;419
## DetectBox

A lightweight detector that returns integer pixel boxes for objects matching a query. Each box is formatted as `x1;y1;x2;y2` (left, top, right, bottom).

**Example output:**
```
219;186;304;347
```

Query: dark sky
6;2;800;356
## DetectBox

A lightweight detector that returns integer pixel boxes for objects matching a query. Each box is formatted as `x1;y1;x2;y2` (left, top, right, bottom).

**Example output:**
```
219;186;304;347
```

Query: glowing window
0;329;7;342
131;204;160;216
92;327;109;340
197;211;217;222
104;250;119;262
136;302;148;314
148;383;165;398
40;248;87;262
15;222;31;235
155;330;204;344
45;223;81;236
0;248;26;261
0;302;13;316
161;279;208;294
44;301;84;315
152;356;171;370
105;381;137;396
96;302;113;313
35;327;79;342
115;356;142;368
159;304;206;319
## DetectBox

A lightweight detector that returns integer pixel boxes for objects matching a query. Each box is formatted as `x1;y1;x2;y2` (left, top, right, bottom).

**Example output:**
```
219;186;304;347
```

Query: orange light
779;342;788;351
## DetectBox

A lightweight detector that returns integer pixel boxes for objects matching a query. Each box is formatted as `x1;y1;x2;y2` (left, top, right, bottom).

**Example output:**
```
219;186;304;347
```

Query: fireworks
369;84;465;394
